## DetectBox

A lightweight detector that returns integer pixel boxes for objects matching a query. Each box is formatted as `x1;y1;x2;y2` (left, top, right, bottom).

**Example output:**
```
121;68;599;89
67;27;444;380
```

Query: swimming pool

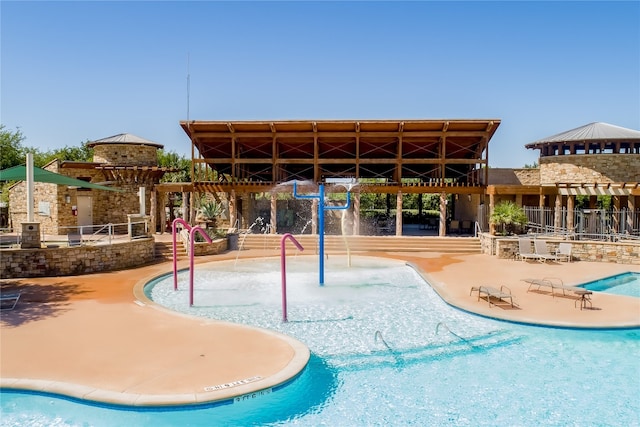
578;272;640;298
2;256;639;426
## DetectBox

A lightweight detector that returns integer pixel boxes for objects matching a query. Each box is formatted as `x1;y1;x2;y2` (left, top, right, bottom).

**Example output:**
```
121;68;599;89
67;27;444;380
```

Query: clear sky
2;1;639;168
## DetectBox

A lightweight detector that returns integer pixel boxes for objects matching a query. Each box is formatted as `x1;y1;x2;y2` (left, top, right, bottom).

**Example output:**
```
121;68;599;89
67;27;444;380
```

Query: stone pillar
539;194;546;232
229;190;237;230
21;222;41;248
489;193;495;235
613;196;621;233
628;196;636;234
159;192;167;233
396;191;403;236
439;192;447;237
554;194;562;231
312;199;318;234
567;195;575;232
353;192;360;236
270;193;277;234
150;189;157;234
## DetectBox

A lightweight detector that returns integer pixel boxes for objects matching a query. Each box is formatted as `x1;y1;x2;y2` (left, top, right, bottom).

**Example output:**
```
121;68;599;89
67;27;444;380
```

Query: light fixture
468;194;472;202
65;195;71;203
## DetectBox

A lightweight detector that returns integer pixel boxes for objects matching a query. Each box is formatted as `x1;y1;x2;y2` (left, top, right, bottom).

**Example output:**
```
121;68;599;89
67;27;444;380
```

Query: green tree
0;125;26;169
157;149;191;183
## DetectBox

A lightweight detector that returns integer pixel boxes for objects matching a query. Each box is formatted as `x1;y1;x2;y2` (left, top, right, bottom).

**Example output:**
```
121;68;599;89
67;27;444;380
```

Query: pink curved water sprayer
172;218;192;291
281;233;304;322
189;226;212;306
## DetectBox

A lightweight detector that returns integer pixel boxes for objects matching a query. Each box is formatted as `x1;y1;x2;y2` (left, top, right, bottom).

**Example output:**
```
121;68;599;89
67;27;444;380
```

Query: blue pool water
578;272;640;297
2;256;639;427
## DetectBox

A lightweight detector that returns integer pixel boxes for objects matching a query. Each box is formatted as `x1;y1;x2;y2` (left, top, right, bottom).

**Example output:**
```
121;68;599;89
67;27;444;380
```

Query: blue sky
2;1;638;168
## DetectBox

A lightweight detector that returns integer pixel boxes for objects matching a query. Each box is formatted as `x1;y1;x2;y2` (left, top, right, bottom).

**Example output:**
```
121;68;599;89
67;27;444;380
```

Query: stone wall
0;238;155;278
488;168;540;186
92;144;158;166
540;154;640;185
479;233;640;265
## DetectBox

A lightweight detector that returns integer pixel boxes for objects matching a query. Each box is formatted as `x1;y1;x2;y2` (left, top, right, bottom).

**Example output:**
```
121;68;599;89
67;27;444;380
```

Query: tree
0;125;26;170
157;149;191;183
490;201;528;235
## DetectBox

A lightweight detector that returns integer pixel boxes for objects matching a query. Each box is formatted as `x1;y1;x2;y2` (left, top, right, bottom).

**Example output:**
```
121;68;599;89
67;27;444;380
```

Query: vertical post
554;194;562;231
395;191;403;236
270;193;277;234
567;195;575;232
488;193;495;235
439;192;447;236
26;153;34;222
138;187;146;215
318;184;325;285
353;192;360;236
627;195;636;234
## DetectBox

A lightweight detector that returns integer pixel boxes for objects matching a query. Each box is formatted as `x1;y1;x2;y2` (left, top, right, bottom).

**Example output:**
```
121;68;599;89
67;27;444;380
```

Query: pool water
578;272;640;297
2;256;639;427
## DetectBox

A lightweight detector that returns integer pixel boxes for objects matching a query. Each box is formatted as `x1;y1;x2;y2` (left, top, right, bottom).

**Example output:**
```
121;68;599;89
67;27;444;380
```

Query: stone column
627;195;636;234
353;192;360;236
554;194;562;231
396;191;403;236
150;190;157;234
270;193;277;234
159;192;167;233
567;195;575;232
229;190;237;230
439;192;447;237
488;193;495;235
21;222;41;248
539;194;546;232
312;199;318;234
613;195;621;233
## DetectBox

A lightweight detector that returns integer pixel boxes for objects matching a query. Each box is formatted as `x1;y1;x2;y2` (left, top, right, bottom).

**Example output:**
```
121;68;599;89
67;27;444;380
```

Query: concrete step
154;241;187;260
236;234;481;254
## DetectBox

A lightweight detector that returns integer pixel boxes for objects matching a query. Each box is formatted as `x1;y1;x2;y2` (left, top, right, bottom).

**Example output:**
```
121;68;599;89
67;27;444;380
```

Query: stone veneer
479;233;640;265
0;238;155;278
488;168;540;186
540;154;640;185
92;144;158;166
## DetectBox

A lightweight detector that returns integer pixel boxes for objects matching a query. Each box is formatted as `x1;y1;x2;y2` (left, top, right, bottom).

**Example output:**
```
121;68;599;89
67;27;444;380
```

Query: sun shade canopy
0;165;124;192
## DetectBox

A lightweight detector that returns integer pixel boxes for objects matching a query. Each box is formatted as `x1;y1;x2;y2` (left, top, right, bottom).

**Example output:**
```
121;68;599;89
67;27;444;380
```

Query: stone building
486;122;640;235
8;133;174;235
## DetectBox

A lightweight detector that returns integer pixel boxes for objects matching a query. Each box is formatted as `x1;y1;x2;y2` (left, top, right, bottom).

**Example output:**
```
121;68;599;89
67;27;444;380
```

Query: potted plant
490;201;527;235
196;200;224;232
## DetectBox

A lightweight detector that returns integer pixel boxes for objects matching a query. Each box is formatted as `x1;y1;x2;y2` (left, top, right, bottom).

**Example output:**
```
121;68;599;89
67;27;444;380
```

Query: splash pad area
1;254;639;425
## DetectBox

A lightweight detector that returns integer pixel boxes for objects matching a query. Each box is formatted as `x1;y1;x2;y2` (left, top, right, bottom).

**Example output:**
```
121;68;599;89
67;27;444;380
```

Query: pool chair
68;233;82;247
517;238;541;262
534;240;560;263
555;242;572;262
0;292;21;310
470;285;514;308
523;277;581;298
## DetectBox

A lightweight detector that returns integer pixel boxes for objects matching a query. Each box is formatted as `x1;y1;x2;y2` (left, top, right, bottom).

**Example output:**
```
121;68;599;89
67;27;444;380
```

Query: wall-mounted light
468;194;472;202
65;195;71;203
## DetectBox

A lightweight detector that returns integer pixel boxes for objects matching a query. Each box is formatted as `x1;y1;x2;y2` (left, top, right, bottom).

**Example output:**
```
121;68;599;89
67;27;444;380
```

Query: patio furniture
523;277;582;298
534;240;560;263
555;242;572;262
0;292;21;310
470;285;514;308
517;238;541;262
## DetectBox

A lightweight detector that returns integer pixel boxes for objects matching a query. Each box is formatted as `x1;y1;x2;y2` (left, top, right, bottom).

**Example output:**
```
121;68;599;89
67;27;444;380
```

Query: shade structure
0;165;123;192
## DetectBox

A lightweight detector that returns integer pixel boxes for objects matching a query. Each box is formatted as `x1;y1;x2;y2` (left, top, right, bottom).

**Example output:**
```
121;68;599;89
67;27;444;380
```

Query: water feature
3;255;638;426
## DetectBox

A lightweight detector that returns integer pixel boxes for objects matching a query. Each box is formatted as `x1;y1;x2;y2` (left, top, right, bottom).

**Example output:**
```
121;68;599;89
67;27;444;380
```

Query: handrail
280;233;304;322
474;221;482;237
172;218;192;291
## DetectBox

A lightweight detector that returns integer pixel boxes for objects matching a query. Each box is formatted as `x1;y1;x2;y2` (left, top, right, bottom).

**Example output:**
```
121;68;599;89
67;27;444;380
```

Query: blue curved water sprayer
293;181;351;285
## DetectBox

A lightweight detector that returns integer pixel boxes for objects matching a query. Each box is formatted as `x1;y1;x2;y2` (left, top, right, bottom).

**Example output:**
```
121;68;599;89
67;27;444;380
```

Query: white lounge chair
534;240;560;263
517;238;541;262
555;242;572;262
523;277;582;298
470;285;514;307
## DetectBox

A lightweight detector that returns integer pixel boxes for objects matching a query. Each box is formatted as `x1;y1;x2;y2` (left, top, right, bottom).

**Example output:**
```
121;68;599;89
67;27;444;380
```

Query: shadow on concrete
0;281;90;327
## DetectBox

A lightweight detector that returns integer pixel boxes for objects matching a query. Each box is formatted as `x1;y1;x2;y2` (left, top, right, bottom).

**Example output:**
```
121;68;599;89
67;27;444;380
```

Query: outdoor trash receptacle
228;233;239;250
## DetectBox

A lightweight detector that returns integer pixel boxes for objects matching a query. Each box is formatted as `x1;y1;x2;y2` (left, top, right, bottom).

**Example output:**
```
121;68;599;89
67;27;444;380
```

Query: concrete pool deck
1;248;639;407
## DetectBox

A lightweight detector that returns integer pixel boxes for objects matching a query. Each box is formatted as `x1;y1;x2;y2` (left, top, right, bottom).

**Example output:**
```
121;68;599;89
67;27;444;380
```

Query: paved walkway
1;249;639;407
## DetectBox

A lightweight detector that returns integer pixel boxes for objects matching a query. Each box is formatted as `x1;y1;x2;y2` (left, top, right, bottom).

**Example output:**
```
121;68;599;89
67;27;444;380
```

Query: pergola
172;119;500;236
180;119;499;195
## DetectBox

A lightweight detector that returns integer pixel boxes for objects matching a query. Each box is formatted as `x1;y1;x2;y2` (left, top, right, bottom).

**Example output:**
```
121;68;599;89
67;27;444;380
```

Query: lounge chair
470;285;514;307
68;233;82;247
0;292;21;310
522;277;582;298
517;238;541;262
555;242;572;262
534;240;560;263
